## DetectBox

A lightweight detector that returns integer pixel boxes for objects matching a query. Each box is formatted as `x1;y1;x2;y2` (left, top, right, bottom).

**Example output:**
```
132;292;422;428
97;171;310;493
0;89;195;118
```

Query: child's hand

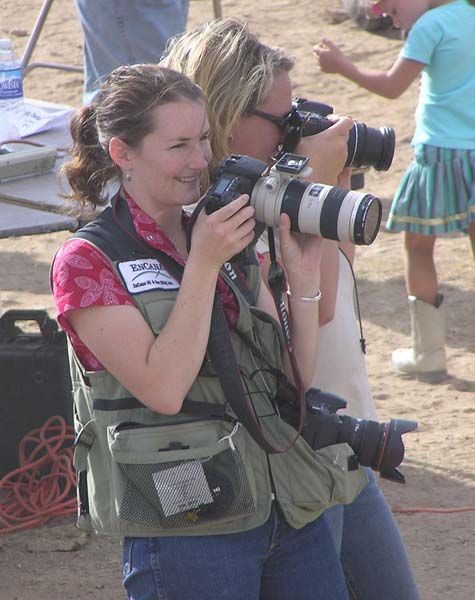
313;38;348;74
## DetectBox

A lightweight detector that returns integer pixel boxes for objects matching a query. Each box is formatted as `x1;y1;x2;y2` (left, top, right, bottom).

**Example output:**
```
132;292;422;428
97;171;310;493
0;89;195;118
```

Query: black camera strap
265;227;306;434
338;247;367;354
207;293;303;454
110;194;302;454
186;203;305;454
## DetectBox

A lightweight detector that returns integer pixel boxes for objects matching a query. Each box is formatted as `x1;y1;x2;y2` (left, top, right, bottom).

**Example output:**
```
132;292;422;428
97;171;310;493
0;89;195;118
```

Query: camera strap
110;193;303;454
265;227;307;439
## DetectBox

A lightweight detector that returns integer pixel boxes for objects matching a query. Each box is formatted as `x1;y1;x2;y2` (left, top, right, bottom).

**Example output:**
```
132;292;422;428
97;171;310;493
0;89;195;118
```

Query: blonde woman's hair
161;18;294;187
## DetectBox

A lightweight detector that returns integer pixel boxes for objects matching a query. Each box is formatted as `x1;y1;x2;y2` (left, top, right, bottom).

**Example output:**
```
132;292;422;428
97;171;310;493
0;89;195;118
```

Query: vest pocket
315;443;368;505
107;420;257;531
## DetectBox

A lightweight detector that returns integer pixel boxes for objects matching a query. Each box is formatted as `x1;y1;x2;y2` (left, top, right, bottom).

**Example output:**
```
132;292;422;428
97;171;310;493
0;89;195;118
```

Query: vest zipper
114;415;233;433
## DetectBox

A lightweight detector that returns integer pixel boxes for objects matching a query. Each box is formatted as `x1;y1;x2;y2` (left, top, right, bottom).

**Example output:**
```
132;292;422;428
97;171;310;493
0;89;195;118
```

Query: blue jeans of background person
122;504;349;600
74;0;189;104
325;468;420;600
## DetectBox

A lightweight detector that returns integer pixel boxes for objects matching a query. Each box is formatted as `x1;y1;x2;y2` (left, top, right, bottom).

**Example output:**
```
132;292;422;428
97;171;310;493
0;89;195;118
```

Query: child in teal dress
314;0;475;379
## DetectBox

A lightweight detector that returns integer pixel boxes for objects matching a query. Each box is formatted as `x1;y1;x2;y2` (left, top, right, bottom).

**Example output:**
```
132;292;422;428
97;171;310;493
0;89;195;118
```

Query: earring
125;171;132;182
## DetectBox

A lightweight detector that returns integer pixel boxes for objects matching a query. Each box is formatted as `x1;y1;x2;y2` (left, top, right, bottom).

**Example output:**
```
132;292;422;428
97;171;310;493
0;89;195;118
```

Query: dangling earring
125;170;132;182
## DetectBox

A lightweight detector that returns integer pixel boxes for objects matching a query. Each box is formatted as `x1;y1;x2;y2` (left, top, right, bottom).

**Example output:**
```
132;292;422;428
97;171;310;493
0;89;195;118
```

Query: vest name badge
118;258;180;294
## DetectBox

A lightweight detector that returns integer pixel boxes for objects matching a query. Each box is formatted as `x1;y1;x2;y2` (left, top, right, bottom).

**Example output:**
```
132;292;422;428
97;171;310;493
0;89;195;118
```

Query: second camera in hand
282;97;396;172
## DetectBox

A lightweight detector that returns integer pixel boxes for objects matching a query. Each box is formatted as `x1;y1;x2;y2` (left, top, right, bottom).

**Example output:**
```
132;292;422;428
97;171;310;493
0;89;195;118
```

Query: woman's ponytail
61;104;118;211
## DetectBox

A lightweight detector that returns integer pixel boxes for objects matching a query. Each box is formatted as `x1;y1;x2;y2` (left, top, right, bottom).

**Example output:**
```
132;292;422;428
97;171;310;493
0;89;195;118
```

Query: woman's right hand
190;194;256;270
296;116;353;186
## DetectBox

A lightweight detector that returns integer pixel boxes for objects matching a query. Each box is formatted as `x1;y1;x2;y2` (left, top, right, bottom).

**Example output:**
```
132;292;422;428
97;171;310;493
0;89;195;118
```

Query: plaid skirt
386;144;475;235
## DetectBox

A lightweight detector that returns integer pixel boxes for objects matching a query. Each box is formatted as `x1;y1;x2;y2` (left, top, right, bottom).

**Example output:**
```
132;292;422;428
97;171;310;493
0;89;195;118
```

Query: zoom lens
299;114;396;172
252;177;382;245
300;388;418;484
348;123;395;171
337;415;417;483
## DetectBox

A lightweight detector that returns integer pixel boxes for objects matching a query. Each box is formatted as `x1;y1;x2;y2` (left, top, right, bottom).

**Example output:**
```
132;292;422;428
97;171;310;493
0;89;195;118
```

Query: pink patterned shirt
52;193;240;371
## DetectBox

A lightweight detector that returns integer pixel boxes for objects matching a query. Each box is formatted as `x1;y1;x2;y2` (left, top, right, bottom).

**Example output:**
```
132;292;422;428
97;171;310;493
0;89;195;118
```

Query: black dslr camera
279;387;417;483
282;98;396;172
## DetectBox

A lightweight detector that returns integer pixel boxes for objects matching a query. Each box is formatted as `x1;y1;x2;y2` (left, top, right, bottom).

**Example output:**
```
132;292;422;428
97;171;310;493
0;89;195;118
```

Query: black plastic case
0;310;73;477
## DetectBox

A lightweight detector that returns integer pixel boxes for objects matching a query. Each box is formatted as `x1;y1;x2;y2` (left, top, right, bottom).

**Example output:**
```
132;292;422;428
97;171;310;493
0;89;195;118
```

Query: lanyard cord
338;247;366;355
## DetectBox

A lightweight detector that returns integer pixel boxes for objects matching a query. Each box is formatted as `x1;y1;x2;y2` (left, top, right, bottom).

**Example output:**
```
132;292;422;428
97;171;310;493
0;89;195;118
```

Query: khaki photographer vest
69;218;367;538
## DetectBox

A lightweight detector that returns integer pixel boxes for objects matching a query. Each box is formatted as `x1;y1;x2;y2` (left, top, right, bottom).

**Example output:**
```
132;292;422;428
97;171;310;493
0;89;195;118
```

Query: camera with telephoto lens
204;153;382;246
278;387;417;483
281;97;396;172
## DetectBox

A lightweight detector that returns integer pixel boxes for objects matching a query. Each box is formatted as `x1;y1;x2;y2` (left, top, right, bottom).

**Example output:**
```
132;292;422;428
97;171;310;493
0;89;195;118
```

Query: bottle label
0;67;23;100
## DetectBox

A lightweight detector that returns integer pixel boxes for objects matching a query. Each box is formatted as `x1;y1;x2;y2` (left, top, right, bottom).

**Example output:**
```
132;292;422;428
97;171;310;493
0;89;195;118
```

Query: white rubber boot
392;294;447;379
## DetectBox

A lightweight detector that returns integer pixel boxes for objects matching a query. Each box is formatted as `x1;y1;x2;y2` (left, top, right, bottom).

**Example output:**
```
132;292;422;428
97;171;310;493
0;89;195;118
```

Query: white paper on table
19;100;75;138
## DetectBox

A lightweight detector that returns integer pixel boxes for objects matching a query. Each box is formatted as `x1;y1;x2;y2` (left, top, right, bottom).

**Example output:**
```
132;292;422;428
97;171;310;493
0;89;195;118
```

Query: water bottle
0;38;24;139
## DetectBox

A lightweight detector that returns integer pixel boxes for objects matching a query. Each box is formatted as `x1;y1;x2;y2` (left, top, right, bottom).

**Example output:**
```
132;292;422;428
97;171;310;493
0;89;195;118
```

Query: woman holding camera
51;64;367;599
162;18;419;599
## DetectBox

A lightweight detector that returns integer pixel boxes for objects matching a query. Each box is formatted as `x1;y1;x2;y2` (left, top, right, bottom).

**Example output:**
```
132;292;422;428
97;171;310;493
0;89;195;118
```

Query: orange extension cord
0;416;76;534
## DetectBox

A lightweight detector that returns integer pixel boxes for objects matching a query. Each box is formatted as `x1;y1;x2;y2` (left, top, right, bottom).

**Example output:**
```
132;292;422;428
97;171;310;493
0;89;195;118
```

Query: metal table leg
21;0;82;76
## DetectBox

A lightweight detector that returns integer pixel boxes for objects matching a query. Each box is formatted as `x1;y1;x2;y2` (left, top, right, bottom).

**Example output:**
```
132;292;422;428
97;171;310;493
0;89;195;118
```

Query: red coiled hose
0;416;76;533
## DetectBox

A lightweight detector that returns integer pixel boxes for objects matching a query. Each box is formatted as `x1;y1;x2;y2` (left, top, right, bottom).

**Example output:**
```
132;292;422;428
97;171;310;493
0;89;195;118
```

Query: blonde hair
161;18;294;187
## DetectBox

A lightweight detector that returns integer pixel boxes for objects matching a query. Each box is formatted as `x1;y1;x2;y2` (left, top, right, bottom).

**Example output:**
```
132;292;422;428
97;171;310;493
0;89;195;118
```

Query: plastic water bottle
0;38;24;139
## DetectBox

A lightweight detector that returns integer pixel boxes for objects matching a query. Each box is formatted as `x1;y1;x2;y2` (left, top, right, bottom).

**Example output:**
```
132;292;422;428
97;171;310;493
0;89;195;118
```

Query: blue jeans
122;505;349;600
74;0;189;104
325;469;420;600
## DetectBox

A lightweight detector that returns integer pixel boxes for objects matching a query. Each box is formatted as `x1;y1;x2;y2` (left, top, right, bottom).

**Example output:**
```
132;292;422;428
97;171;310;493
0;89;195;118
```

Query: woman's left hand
337;166;353;190
278;213;323;295
296;116;352;186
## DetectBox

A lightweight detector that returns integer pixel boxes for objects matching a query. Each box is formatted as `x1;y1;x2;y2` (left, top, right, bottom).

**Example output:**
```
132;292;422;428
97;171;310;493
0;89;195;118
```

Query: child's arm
313;38;425;99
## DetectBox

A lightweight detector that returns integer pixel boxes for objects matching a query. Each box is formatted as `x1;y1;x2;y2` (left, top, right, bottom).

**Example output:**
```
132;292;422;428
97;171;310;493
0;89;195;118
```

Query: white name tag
117;258;180;294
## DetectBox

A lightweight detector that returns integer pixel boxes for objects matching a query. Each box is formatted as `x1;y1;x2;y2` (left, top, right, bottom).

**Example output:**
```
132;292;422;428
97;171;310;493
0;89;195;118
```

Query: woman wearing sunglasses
162;17;419;600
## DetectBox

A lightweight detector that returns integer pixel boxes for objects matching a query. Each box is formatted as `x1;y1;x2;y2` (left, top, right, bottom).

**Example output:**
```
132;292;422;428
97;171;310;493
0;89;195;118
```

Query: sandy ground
0;1;474;599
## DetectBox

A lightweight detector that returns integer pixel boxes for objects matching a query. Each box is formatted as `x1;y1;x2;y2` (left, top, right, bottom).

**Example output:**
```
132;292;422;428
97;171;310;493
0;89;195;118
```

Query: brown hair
62;64;204;210
161;18;294;188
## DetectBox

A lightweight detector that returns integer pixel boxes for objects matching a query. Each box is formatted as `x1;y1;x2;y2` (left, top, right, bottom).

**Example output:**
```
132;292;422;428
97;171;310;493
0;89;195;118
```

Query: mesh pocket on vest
109;420;256;530
118;445;255;528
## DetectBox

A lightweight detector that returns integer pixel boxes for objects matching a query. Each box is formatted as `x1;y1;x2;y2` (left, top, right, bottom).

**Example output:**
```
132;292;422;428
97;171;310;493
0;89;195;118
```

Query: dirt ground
0;1;474;599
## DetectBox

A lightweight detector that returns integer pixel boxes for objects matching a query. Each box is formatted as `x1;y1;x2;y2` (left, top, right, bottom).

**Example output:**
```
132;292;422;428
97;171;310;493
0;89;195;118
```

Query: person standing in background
74;0;189;104
314;0;475;380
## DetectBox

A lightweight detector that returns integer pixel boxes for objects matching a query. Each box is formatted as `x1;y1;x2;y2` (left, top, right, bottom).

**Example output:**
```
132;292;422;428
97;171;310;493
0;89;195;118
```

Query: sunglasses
250;108;299;132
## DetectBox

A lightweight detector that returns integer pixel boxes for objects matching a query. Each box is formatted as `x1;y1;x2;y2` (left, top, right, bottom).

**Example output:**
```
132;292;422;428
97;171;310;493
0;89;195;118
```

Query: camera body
204;153;312;211
204;153;382;246
279;387;417;484
282;97;396;172
204;154;268;215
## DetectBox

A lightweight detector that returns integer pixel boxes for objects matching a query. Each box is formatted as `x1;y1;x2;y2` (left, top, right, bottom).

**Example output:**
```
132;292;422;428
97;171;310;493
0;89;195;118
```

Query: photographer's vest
69;205;367;538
